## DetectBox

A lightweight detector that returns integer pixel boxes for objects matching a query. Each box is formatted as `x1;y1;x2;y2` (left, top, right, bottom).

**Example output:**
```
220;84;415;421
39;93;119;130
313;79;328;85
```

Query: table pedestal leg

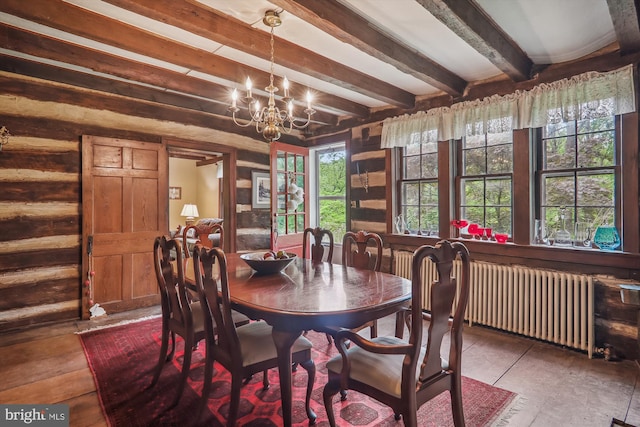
272;329;302;427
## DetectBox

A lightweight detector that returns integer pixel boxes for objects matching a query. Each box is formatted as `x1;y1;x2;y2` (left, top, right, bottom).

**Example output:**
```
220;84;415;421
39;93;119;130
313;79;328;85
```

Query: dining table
183;252;412;427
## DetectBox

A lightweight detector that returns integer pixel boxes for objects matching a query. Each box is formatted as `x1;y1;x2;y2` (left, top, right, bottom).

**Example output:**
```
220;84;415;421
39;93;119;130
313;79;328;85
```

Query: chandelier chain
269;26;275;89
227;10;315;142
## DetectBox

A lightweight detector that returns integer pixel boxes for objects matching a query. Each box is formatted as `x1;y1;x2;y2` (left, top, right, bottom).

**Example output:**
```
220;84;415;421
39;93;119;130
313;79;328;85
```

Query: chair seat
326;336;429;398
237;320;313;366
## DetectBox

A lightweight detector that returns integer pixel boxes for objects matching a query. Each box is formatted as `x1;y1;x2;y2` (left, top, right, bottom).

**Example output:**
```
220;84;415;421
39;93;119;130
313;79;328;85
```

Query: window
538;116;618;245
400;140;438;235
460;131;513;235
316;147;346;240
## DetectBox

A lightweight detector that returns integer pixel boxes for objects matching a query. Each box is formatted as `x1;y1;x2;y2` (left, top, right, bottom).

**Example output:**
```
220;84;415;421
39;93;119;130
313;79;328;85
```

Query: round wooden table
185;253;412;426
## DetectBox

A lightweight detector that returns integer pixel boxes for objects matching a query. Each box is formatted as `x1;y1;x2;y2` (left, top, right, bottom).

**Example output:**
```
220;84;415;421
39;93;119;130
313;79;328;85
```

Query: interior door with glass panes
270;142;309;257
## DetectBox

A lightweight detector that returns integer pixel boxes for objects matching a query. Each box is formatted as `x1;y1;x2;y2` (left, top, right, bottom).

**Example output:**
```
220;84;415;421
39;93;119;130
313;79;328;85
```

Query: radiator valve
594;344;619;361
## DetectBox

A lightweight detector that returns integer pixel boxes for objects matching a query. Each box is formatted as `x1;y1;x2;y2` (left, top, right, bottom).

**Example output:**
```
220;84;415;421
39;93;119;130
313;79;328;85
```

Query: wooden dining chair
341;230;383;338
182;222;224;258
303;227;334;263
323;240;471;427
151;235;206;407
193;246;317;426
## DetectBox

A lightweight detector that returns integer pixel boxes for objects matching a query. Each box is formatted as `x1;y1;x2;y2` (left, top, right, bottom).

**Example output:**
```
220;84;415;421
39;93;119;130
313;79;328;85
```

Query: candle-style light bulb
306;91;312;109
283;76;289;97
245;77;252;98
231;88;238;108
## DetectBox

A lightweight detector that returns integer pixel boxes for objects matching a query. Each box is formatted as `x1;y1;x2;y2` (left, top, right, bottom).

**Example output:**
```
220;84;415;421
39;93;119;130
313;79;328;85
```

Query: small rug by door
80;317;519;426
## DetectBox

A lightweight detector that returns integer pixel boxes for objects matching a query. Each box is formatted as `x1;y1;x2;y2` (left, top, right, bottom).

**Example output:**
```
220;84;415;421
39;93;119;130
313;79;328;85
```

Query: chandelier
228;10;315;142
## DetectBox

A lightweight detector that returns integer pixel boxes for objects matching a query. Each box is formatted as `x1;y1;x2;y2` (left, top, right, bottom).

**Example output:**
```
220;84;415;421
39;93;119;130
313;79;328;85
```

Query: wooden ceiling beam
416;0;533;82
0;25;337;126
0;0;365;120
606;0;640;54
0;56;304;145
270;0;466;97
101;0;414;109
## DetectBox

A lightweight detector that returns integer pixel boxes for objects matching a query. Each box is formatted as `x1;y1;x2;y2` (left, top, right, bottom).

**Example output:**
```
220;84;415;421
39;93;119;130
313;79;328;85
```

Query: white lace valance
382;65;635;148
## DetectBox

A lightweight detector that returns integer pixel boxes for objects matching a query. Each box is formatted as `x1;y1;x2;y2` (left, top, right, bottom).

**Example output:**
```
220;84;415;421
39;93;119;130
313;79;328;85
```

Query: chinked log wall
0;71;270;332
347;124;393;272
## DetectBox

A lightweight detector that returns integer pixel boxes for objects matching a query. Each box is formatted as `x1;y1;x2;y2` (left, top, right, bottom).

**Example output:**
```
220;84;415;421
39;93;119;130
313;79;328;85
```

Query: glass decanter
554;207;572;246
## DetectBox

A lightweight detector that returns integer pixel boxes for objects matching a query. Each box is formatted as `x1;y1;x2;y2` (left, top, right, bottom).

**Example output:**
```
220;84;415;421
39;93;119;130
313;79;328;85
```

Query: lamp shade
180;204;199;218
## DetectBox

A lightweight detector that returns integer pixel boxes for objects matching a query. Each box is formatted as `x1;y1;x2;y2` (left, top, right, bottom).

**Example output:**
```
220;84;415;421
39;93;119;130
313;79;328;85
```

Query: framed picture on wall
169;186;181;200
252;172;270;209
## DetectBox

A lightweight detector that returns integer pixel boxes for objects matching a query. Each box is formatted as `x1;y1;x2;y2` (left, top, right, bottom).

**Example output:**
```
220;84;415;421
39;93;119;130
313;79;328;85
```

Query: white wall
169;158;221;229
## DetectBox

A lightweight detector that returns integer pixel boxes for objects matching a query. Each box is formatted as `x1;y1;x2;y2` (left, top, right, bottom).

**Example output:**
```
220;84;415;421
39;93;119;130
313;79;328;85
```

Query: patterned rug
80;317;518;426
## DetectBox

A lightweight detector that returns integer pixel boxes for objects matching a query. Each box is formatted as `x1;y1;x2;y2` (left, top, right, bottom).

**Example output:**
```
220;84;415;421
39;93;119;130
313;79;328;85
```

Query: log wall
0;71;269;331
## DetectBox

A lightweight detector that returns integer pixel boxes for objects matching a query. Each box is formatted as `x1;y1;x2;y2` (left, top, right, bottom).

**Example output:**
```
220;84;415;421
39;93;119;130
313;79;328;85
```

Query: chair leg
451;374;465;427
197;344;215;422
167;330;176;361
370;320;378;339
172;335;193;407
300;358;317;425
325;333;333;344
150;323;170;387
227;375;243;427
322;379;341;427
262;370;270;390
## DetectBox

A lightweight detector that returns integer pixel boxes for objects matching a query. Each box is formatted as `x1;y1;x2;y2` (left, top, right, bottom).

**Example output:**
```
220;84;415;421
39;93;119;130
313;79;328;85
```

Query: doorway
165;138;238;253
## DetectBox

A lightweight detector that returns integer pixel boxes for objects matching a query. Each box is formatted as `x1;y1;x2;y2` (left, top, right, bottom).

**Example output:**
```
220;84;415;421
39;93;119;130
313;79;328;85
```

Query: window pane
577;116;614;133
577;132;614;167
277;152;286;170
421;152;438;178
487;144;512;173
576;173;614;207
486;206;512;234
544;136;576;169
464;134;485;148
297;213;304;231
461;178;484;206
404;206;419;232
317;147;346;239
462;206;484;226
544;121;576;138
296;155;304;172
487;131;513;146
403;182;419;205
405;143;420;156
543;175;575;206
319;199;346;238
486;178;512;206
405;155;420;179
464;147;486;175
420;181;438;204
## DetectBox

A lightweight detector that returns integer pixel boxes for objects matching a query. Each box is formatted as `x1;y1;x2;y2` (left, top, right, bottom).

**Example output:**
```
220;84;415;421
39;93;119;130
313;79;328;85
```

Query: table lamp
180;203;199;225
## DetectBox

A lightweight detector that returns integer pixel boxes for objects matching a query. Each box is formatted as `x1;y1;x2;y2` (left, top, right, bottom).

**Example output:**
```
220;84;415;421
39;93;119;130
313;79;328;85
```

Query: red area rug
80;317;518;426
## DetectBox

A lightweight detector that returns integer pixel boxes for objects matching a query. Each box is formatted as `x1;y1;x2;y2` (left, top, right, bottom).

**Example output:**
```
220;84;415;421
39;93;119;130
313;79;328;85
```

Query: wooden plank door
81;136;167;319
270;142;309;257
